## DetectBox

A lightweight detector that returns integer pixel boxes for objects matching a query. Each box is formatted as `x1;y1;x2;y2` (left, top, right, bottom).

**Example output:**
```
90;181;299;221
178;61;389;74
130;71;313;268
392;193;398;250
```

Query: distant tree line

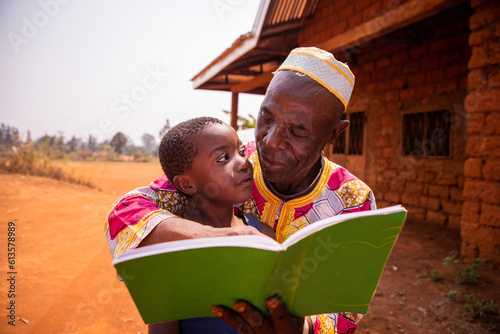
0;122;169;162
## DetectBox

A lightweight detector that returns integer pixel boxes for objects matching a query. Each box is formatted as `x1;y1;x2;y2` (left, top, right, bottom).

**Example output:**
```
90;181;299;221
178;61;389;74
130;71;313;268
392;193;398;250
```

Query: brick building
192;0;500;265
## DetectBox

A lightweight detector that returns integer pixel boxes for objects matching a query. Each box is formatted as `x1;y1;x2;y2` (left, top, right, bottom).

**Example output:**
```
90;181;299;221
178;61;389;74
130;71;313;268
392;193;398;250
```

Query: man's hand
212;297;308;334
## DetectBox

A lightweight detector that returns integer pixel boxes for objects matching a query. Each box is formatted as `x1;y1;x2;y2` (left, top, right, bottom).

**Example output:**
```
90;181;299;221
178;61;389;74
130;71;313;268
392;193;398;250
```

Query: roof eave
191;0;272;89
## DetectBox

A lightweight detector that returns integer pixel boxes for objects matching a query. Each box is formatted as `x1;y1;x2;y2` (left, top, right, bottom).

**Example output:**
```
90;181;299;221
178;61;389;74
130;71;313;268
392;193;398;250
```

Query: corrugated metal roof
264;0;315;27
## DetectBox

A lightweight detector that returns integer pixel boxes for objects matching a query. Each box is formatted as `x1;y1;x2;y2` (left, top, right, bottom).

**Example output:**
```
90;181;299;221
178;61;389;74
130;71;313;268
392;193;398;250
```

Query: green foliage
464;295;499;320
430;250;499;325
443;250;485;284
222;110;256;129
430;268;444;281
446;290;458;302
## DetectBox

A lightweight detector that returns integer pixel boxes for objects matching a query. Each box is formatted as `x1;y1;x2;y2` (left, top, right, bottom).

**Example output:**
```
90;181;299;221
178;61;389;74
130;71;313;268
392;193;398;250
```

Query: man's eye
217;153;229;162
260;110;272;123
291;128;306;138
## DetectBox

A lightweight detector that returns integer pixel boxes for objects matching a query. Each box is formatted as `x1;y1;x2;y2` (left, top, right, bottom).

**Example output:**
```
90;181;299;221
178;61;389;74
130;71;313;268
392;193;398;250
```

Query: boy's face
187;123;253;206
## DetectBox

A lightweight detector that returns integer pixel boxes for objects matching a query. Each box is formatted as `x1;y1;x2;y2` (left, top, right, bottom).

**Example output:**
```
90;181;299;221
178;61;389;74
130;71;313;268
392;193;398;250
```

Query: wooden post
231;92;239;130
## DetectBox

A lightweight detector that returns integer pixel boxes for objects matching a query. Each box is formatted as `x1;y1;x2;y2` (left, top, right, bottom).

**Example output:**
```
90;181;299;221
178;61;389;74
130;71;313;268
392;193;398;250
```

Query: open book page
269;205;407;316
281;205;405;248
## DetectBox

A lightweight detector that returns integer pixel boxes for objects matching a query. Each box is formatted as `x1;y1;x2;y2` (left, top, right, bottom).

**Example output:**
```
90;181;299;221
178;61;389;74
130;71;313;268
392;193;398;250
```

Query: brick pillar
461;0;500;265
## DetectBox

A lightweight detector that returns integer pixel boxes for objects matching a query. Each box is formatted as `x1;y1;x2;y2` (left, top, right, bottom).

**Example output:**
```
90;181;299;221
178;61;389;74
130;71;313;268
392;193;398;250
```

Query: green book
113;205;407;324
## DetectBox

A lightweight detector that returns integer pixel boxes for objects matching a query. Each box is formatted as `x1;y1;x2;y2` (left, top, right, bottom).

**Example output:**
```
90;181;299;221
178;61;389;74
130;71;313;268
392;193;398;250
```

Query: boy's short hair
159;116;223;181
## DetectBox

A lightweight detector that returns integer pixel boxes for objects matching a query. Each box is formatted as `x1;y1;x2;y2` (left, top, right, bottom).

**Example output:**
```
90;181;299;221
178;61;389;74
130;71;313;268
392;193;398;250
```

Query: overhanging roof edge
191;0;272;89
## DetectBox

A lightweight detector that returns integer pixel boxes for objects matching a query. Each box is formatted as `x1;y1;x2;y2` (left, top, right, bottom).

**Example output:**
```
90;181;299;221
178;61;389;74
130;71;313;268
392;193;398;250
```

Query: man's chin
261;170;290;185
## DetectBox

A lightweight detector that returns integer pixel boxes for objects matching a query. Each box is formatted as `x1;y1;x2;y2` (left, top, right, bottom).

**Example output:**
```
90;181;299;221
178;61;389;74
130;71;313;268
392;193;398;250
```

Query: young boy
149;116;275;334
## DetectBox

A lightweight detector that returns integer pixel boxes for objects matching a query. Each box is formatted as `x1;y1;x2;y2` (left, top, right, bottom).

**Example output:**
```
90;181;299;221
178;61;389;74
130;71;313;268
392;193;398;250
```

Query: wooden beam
231;92;239;130
317;0;465;54
231;72;274;93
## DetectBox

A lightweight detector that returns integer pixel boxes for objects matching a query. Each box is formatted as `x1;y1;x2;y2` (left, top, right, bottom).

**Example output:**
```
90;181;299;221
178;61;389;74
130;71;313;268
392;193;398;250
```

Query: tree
56;133;65;151
159;118;171;139
26;131;32;144
222;110;256;129
141;133;156;153
110;132;127;153
87;134;98;151
37;135;55;147
67;136;78;153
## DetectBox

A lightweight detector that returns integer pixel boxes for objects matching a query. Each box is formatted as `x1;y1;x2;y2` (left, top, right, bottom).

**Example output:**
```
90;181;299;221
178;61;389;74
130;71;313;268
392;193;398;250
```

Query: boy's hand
217;225;269;238
140;217;265;247
212;297;306;334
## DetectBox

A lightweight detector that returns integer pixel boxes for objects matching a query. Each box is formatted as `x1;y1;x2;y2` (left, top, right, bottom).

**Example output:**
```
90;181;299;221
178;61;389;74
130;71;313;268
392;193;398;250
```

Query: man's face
188;123;253;206
255;71;342;193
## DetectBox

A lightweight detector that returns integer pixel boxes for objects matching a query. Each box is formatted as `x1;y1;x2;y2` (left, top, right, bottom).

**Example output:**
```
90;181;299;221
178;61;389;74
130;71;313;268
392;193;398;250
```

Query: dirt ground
1;161;499;333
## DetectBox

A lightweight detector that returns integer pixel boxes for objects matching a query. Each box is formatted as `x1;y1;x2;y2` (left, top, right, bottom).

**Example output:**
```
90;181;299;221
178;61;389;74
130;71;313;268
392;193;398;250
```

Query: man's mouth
260;154;288;171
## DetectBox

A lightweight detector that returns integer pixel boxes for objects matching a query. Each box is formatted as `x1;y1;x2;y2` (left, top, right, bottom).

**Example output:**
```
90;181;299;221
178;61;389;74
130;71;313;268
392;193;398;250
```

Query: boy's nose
236;154;251;172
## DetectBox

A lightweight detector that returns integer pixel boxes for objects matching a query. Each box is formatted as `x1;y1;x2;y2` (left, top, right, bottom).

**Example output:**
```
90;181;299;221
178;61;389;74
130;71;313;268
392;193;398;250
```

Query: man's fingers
267;296;304;333
212;305;251;333
266;297;287;320
232;300;271;330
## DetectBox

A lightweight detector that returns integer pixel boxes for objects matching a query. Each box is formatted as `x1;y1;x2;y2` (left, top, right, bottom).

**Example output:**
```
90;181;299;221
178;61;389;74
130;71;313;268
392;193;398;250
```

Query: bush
0;144;96;188
443;250;485;284
465;295;499;321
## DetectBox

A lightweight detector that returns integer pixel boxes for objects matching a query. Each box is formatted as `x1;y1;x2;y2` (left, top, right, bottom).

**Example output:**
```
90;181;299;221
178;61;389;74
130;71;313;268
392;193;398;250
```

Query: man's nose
264;124;287;150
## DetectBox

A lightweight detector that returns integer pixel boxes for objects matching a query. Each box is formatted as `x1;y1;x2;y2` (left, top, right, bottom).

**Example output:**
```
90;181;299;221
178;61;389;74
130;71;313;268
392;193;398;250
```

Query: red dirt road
1;161;498;333
0;162;163;334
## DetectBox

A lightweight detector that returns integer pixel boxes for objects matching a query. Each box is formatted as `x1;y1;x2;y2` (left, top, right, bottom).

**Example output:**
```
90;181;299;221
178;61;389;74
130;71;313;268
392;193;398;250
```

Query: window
402;110;451;157
348;112;364;155
332;112;364;155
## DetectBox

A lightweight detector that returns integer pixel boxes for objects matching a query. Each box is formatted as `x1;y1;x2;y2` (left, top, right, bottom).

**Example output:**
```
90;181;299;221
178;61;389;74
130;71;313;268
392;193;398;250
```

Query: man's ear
328;119;349;144
172;175;197;196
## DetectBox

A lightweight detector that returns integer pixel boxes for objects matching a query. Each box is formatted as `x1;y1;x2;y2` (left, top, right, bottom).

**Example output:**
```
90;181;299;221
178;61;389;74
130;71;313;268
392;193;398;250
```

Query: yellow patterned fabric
235;151;376;244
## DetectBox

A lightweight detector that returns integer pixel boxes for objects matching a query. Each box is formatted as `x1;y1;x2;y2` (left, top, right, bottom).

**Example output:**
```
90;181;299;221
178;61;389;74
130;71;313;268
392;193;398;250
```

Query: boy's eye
239;147;245;156
217;153;229;162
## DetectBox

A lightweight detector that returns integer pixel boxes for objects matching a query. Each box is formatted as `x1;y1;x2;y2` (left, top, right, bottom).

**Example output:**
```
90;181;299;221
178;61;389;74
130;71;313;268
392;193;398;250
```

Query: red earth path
1;161;498;333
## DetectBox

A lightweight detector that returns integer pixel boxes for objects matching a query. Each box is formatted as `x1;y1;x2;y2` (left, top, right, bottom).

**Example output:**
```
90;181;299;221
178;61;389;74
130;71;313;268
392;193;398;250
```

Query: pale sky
0;0;264;146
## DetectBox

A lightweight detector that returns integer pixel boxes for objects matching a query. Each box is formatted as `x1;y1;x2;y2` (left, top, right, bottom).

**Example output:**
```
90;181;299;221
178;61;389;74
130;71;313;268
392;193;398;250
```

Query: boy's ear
172;175;197;196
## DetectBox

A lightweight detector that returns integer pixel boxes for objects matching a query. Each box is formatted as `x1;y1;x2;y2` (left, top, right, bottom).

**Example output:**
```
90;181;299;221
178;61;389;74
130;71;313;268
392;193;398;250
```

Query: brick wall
302;2;471;229
298;0;412;47
461;0;500;263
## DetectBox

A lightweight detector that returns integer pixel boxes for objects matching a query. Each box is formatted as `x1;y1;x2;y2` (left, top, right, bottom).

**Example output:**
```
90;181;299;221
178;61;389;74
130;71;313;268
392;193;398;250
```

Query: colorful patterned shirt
105;146;376;334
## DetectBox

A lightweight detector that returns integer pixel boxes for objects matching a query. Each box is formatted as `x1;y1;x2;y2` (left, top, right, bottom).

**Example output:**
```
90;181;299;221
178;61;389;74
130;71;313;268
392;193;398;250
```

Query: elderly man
106;47;376;334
